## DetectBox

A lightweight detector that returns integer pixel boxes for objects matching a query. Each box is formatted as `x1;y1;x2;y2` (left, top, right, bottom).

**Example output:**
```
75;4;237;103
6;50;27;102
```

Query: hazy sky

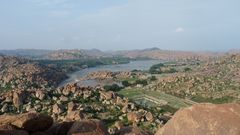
0;0;240;51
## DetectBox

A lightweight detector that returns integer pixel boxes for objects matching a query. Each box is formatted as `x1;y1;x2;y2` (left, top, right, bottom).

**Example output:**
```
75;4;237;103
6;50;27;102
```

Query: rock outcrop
67;119;109;135
0;113;53;133
116;126;151;135
0;112;110;135
156;103;240;135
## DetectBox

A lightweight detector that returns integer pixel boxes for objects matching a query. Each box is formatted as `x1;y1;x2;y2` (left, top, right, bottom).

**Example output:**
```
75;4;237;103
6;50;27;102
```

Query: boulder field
0;103;239;135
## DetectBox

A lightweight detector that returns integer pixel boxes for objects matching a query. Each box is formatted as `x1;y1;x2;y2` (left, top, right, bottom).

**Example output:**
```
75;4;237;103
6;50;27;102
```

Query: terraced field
118;88;195;109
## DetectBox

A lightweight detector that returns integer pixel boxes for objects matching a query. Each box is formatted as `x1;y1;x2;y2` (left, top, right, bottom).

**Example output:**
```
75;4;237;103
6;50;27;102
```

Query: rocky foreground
0;103;239;135
156;103;240;135
0;83;163;134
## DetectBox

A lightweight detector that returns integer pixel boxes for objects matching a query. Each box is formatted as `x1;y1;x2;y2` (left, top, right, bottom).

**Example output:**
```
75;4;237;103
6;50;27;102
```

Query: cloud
175;27;185;33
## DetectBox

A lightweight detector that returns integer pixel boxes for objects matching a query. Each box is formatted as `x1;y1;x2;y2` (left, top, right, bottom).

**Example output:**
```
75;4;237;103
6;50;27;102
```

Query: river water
59;60;162;87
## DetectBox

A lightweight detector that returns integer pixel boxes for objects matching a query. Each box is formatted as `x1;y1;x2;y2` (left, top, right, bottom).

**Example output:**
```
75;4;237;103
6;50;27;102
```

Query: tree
104;84;122;92
149;63;165;74
184;67;191;72
149;76;157;81
135;79;148;86
122;80;130;87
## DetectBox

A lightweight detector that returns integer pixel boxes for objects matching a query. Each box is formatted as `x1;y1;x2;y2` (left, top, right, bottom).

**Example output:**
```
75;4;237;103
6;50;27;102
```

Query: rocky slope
85;71;135;80
156;103;240;135
0;83;164;134
149;54;240;103
0;55;67;92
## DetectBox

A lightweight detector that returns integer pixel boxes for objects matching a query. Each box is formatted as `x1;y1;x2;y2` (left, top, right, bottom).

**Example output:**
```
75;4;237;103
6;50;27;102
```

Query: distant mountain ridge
0;48;236;60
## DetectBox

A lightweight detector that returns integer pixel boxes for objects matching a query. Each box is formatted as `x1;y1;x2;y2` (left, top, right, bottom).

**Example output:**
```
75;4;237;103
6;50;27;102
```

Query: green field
118;88;193;109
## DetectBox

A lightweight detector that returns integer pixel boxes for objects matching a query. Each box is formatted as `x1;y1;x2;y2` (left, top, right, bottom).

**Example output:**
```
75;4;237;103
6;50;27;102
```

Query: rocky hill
114;48;222;60
0;49;112;60
0;55;67;92
149;54;240;104
0;48;223;60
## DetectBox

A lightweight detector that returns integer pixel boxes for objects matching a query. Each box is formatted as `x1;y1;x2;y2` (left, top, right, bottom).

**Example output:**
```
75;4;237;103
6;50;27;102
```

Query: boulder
145;112;154;122
13;91;25;109
31;132;49;135
156;103;240;135
65;110;84;121
127;112;142;123
52;104;64;114
0;113;53;133
67;102;77;112
35;90;46;100
114;121;124;130
67;119;109;135
46;122;74;135
116;126;151;135
0;124;18;130
0;130;29;135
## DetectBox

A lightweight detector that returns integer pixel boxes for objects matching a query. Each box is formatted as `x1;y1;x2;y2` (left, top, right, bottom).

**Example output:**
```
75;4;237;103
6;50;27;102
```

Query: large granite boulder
0;130;29;135
46;122;74;135
67;119;109;135
0;113;53;133
116;126;151;135
156;103;240;135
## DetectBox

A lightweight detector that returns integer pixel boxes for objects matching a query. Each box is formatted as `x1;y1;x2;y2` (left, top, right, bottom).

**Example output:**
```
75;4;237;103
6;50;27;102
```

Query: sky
0;0;240;51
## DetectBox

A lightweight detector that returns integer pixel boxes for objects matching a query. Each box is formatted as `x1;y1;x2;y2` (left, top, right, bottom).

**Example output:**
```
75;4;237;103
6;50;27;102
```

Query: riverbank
58;60;163;87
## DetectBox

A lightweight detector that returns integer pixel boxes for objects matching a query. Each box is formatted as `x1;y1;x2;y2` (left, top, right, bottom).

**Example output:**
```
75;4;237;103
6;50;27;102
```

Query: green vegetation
149;63;165;74
191;95;234;104
135;79;148;86
149;76;157;81
0;82;12;92
149;63;178;74
118;88;191;110
122;80;131;87
184;67;192;72
36;57;130;73
104;84;123;92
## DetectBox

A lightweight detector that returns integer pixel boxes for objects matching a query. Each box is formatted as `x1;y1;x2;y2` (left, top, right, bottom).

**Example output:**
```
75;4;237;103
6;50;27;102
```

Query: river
59;60;163;87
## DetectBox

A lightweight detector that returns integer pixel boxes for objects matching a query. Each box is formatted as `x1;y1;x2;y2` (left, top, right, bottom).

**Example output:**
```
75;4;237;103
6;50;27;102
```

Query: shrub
135;79;148;86
122;80;130;87
149;63;165;74
184;67;191;72
104;84;123;92
149;76;157;81
167;68;177;73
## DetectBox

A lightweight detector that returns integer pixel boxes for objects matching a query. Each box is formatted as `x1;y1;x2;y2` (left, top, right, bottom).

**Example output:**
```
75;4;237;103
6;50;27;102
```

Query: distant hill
0;48;228;60
114;48;223;60
0;55;67;92
0;49;52;58
0;49;113;60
